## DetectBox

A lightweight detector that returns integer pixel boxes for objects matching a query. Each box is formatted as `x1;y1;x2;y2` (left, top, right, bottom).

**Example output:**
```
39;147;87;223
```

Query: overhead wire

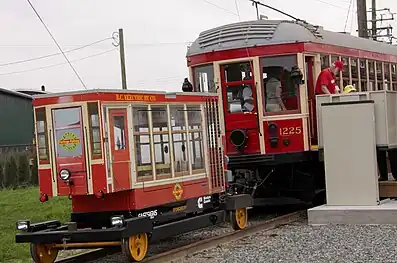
0;37;112;67
0;48;117;76
26;0;87;89
202;0;238;16
344;0;354;32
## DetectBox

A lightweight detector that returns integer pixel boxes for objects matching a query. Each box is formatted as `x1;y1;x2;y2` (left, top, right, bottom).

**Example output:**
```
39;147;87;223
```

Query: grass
0;187;71;263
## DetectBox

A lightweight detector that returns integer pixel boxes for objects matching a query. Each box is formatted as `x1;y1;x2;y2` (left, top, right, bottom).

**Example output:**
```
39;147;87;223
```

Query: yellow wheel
121;233;149;262
230;207;248;230
30;243;58;263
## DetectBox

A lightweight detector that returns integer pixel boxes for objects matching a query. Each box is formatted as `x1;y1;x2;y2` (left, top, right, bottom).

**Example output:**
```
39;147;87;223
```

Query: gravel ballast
179;219;397;263
89;212;277;263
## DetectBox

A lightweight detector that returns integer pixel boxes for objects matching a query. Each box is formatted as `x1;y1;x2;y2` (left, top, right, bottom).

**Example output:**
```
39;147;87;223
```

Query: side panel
38;168;53;197
52;107;88;196
71;178;209;213
91;163;107;194
263;118;305;154
108;108;131;192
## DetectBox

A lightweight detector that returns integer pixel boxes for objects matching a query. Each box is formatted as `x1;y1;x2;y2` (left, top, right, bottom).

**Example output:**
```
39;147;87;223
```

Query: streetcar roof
187;19;397;57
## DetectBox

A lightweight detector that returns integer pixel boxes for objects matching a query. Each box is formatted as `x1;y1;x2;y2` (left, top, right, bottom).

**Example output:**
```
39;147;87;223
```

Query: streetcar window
186;106;205;173
223;62;252;82
112;116;126;151
368;60;375;91
384;63;391;90
35;107;48;161
392;64;397;91
170;105;188;175
193;64;215;92
53;107;83;158
132;106;153;179
360;59;367;91
320;54;330;70
260;55;299;113
151;106;171;178
87;102;102;158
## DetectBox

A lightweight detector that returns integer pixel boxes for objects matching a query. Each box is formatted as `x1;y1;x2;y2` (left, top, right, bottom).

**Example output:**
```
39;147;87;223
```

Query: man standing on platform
315;60;344;95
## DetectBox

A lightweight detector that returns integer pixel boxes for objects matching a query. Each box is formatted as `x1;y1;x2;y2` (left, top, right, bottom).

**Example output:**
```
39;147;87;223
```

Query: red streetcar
185;19;397;206
15;89;252;263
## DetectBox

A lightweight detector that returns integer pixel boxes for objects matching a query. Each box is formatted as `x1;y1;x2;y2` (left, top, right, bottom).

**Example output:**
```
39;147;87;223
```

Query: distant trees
0;151;37;189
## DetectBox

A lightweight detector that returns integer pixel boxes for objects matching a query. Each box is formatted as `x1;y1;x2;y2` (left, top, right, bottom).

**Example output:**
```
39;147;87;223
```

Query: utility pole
367;8;395;44
371;0;377;40
357;0;369;38
118;28;127;90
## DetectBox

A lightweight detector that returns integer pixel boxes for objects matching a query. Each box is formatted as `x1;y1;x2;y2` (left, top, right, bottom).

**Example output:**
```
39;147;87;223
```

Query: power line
0;48;117;76
344;0;354;32
202;0;238;16
26;0;87;89
0;37;112;67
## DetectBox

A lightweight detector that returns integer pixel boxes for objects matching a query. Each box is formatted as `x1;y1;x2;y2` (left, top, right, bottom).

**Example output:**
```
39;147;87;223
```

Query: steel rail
143;210;305;262
55;210;305;263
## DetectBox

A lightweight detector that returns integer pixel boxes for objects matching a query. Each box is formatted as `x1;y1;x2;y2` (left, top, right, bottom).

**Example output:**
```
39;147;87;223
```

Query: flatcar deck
379;181;397;198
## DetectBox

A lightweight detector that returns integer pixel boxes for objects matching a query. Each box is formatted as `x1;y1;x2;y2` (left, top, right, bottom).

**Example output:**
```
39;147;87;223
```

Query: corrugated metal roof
0;87;32;100
186;19;397;57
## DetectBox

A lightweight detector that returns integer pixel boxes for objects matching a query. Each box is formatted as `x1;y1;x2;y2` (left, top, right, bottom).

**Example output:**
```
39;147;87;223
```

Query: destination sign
115;94;156;102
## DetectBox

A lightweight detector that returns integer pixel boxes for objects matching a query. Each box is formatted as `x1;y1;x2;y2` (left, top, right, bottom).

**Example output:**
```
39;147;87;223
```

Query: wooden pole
118;28;127;90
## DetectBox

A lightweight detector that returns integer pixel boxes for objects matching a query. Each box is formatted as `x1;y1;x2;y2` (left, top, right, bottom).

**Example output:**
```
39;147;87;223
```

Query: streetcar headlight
59;169;71;180
110;215;124;227
224;155;229;165
16;220;30;231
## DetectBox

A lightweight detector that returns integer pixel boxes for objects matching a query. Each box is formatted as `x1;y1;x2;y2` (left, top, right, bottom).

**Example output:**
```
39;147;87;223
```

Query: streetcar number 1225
280;126;302;136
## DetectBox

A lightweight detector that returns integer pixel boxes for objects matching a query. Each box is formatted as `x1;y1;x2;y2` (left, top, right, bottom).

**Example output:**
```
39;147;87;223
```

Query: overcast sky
1;0;396;93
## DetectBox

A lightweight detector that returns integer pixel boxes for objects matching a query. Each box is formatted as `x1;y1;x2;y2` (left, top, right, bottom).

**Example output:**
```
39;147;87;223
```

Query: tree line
0;152;38;189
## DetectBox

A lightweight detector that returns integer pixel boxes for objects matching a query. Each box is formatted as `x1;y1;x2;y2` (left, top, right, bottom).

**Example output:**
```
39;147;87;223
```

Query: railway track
55;209;305;263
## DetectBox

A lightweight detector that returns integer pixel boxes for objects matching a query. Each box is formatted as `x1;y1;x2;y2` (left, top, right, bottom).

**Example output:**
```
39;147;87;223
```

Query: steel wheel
121;233;149;262
230;207;248;230
30;243;58;263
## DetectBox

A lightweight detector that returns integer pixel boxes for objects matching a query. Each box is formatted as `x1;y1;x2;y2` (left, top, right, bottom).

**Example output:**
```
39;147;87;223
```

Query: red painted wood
53;107;88;196
187;43;305;66
71;178;209;212
33;92;218;107
38;168;53;197
263;118;305;154
108;109;131;192
187;42;397;67
91;163;107;194
220;62;261;155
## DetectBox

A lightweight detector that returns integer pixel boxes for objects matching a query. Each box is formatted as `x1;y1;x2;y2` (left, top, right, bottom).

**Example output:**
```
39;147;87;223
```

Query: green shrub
0;162;4;188
17;153;30;187
31;154;38;186
4;155;17;189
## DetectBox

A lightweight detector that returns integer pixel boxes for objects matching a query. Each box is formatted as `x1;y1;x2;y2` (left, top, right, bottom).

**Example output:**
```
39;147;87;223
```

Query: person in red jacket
315;60;344;95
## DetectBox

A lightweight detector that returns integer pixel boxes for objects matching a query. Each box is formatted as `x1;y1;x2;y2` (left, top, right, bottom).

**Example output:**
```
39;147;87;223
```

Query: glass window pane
194;64;216;92
53;107;81;129
223;62;252;82
187;106;202;130
170;106;186;131
151;106;168;132
134;135;152;178
133;106;149;133
226;84;254;113
173;133;188;173
113;116;126;151
153;134;171;176
189;132;204;172
261;55;299;113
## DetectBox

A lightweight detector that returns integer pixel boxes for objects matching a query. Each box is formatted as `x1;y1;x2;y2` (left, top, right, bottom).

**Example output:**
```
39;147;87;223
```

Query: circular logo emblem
172;183;183;200
59;132;81;151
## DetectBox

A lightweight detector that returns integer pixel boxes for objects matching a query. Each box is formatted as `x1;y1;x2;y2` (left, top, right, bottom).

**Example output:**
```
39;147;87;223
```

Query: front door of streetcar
305;56;317;148
220;61;261;155
52;106;88;196
108;108;131;192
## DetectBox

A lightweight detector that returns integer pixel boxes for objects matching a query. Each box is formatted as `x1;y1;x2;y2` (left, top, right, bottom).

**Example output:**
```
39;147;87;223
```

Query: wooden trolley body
33;89;227;213
16;89;252;263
